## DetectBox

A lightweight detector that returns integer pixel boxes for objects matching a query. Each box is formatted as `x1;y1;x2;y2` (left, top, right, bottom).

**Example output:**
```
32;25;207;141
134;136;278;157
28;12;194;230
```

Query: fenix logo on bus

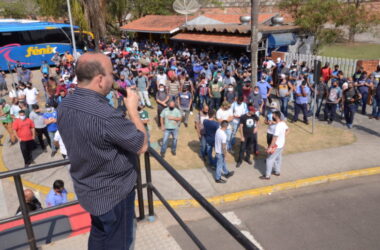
25;45;57;58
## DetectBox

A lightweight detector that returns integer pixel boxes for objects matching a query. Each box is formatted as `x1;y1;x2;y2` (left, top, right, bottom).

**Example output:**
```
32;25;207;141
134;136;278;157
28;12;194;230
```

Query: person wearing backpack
342;81;361;129
324;80;342;124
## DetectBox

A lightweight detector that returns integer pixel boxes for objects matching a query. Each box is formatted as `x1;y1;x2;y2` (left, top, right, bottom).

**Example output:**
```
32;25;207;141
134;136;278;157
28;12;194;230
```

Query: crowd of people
0;38;379;182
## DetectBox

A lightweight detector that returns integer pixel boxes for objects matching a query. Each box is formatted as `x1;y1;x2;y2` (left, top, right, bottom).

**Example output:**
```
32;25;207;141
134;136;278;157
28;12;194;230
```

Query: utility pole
251;0;260;85
67;0;78;60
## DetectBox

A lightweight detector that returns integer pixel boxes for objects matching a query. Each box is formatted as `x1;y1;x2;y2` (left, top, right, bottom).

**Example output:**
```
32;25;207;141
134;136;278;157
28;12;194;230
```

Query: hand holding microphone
124;88;140;113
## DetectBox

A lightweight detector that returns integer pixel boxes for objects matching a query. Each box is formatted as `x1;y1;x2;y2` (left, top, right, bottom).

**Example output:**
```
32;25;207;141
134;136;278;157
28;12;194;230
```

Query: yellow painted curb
150;166;380;208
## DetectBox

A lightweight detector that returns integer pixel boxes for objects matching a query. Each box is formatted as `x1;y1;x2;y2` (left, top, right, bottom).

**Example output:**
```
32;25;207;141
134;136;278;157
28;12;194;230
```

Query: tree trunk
79;0;107;51
348;27;355;43
251;0;259;85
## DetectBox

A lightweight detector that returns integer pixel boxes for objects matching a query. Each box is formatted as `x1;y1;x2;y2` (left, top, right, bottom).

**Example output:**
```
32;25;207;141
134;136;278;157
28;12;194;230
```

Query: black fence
0;147;259;250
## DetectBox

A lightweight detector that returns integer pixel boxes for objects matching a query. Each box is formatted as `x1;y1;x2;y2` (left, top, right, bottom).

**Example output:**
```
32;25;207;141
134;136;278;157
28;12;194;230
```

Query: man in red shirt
13;110;35;167
321;62;332;84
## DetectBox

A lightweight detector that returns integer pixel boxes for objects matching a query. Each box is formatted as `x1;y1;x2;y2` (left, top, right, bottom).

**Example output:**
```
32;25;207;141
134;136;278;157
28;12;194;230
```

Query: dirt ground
144;98;356;170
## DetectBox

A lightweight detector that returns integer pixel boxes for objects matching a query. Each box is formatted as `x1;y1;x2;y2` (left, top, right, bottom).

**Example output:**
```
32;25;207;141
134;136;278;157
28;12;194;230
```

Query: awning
171;33;251;47
268;33;296;48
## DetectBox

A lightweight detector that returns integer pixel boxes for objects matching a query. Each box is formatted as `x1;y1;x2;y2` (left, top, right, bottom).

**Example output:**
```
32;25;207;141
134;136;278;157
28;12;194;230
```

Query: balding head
75;52;114;95
24;189;35;203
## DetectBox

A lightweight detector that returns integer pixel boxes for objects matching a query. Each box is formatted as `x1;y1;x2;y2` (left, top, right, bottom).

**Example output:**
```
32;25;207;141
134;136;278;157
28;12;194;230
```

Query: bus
0;19;94;70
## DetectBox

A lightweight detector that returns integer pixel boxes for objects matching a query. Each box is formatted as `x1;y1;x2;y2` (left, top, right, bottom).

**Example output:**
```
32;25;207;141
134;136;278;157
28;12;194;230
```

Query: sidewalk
1;109;380;217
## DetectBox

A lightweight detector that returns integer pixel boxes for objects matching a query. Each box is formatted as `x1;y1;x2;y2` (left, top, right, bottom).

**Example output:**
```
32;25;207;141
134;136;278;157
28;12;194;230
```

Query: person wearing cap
13;110;35;167
0;98;17;145
236;104;259;168
216;101;234;153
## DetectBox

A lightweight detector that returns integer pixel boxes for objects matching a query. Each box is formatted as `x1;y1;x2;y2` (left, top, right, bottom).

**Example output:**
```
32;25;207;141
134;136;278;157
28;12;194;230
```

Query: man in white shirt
231;96;248;146
216;101;234;152
54;130;67;159
214;120;234;183
24;83;38;111
261;111;289;180
156;70;168;86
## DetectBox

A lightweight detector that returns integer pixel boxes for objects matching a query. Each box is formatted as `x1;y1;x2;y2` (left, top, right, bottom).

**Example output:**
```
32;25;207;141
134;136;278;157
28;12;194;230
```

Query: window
0;32;29;46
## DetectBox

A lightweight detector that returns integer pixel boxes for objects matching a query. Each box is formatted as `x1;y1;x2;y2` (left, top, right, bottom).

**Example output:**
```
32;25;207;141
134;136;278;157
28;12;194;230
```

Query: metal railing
0;147;259;250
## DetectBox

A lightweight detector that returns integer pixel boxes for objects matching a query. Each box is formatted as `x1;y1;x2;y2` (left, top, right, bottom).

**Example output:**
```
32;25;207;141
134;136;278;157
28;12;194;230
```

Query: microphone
112;83;127;97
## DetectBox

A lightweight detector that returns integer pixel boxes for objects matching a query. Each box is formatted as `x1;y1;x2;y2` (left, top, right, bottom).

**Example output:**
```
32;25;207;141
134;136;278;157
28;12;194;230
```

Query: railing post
14;175;37;250
135;155;145;220
144;151;154;221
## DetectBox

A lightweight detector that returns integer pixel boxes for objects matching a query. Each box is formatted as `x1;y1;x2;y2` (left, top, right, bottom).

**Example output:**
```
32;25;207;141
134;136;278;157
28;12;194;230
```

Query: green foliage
0;0;37;18
132;0;174;18
279;0;342;54
35;0;66;17
333;1;380;42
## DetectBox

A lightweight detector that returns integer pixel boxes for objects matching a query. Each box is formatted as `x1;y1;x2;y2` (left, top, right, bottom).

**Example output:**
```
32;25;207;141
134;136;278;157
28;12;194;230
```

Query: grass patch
319;42;380;59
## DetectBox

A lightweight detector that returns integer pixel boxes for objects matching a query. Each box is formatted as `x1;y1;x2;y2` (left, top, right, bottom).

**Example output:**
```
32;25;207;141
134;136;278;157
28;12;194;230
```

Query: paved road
168;175;380;250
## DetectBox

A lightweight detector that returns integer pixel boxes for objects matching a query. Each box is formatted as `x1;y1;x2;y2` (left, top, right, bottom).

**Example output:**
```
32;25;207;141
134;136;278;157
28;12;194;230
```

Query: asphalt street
168;175;380;250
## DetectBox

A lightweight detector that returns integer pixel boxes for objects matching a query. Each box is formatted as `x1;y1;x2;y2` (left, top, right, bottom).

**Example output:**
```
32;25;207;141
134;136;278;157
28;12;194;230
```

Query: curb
1;136;380;208
150;166;380;208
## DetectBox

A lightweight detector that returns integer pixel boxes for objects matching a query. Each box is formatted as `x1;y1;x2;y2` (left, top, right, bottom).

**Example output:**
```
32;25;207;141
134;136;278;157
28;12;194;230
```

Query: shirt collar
75;87;108;101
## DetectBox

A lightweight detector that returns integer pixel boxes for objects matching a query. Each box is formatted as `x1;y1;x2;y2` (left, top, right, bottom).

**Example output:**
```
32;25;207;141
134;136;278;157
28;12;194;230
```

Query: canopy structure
171;33;251;47
268;33;296;48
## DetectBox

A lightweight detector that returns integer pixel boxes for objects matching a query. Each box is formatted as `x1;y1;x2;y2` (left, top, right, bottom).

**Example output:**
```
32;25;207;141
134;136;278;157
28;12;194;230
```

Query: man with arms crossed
57;52;148;250
260;111;289;180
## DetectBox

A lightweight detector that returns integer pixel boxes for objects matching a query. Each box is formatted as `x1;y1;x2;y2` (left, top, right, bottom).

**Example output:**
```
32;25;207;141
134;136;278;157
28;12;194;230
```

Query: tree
279;0;342;54
78;0;107;50
334;0;379;42
0;0;38;18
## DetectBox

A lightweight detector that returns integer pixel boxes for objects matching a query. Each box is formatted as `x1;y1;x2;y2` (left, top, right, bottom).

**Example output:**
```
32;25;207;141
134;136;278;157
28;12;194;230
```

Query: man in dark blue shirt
57;52;148;250
203;110;219;167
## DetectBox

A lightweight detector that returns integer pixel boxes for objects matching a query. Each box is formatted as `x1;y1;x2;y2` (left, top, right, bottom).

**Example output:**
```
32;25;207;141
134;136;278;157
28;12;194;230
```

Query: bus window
0;32;21;46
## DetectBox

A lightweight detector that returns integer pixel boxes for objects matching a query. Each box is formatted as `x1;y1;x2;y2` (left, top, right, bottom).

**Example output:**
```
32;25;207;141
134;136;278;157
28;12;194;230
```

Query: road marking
222;211;264;249
241;230;264;250
222;211;241;225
